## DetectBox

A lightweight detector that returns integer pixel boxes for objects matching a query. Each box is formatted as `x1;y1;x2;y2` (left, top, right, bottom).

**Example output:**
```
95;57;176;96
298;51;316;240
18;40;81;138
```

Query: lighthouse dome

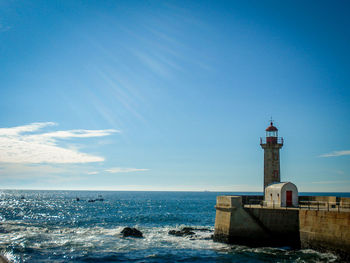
266;122;278;131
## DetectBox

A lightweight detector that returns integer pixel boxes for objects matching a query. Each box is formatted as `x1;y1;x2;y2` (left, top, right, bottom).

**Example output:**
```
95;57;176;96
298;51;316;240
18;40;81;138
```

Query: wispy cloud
87;171;99;175
105;167;149;173
319;150;350;157
0;122;118;164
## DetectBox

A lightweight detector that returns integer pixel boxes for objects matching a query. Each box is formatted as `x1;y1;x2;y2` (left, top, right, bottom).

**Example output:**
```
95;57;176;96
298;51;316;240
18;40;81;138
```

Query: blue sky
0;0;349;191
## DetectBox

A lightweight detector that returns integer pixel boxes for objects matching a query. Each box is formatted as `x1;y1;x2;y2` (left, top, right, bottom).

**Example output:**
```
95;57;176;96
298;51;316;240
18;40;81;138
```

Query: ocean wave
0;191;340;262
0;221;338;263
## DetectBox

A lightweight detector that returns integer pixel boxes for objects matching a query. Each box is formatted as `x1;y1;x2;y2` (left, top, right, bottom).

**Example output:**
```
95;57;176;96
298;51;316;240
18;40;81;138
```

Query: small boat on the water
96;195;104;201
87;195;104;202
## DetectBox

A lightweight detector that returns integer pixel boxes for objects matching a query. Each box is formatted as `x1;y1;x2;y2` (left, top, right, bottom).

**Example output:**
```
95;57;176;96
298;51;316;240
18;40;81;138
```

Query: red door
286;191;292;207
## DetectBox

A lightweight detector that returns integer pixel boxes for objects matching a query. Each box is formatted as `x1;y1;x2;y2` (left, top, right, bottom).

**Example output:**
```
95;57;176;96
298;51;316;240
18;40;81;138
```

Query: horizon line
1;188;349;193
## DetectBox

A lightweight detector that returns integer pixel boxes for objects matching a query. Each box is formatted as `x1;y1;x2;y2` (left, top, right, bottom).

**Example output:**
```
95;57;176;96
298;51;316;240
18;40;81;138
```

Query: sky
0;0;349;192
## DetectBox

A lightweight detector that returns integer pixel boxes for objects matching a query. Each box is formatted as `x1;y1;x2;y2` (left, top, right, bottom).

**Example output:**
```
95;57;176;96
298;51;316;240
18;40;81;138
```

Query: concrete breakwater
214;195;350;261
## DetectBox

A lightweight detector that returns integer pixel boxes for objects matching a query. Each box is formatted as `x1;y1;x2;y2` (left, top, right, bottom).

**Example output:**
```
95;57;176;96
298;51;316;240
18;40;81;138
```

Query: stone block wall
214;196;268;244
299;210;350;261
246;207;300;247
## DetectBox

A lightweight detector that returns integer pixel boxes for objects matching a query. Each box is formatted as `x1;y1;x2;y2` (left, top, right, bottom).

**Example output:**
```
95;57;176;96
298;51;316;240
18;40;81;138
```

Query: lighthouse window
266;131;277;137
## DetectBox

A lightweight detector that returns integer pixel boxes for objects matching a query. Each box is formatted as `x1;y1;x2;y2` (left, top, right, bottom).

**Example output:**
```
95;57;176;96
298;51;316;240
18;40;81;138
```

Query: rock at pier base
168;227;195;237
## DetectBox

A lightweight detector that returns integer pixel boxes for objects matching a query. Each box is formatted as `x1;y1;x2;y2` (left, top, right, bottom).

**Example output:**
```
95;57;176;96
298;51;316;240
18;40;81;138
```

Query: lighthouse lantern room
265;122;278;143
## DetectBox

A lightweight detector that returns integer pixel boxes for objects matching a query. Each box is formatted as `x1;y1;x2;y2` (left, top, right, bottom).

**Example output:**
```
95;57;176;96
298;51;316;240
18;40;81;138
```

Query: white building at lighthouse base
264;182;298;208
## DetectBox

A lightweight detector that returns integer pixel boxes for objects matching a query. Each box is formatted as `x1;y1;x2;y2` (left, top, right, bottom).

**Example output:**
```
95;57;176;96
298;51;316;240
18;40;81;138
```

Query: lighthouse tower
260;121;283;192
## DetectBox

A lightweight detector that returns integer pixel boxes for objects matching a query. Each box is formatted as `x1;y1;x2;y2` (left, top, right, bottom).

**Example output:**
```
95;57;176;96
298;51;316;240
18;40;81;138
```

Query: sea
0;190;349;263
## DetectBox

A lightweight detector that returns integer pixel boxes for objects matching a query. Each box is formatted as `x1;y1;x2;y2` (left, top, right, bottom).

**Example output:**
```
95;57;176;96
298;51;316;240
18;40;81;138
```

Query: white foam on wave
299;249;338;262
0;221;340;262
0;221;227;255
226;245;339;263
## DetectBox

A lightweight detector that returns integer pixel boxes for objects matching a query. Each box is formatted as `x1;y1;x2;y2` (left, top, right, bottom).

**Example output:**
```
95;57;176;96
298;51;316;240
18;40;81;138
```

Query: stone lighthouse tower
260;121;283;192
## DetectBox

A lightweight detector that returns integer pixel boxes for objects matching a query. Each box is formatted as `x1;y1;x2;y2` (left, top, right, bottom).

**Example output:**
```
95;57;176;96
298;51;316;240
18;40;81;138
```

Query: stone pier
214;196;299;247
214;195;350;261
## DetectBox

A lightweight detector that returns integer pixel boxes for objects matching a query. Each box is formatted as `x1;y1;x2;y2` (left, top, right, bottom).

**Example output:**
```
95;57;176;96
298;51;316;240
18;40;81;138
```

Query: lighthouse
260;121;283;192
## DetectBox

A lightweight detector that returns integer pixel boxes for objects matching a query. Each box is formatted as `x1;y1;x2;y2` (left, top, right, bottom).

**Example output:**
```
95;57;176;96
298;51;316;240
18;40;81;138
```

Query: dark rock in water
88;199;95;202
121;227;143;238
76;197;80;201
183;227;212;232
181;227;194;232
168;230;178;236
193;227;212;232
168;227;212;237
0;227;8;234
168;227;195;237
